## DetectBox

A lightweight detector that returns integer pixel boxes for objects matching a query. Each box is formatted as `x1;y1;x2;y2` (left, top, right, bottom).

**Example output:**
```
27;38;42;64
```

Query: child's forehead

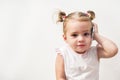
67;19;91;25
68;27;91;33
66;20;92;29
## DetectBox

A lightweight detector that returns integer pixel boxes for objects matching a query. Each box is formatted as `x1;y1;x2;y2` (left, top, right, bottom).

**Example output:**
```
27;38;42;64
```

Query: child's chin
76;50;86;54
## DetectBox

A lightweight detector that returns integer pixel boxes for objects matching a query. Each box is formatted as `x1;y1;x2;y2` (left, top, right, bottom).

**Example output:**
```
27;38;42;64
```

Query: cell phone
91;26;94;38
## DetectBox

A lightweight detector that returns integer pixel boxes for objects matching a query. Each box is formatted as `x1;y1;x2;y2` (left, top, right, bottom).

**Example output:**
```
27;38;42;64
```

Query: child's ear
63;34;67;40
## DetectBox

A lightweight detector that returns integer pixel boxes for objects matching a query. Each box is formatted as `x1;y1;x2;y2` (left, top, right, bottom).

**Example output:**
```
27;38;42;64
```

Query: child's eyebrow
82;30;90;32
71;32;78;34
71;31;90;34
70;30;90;33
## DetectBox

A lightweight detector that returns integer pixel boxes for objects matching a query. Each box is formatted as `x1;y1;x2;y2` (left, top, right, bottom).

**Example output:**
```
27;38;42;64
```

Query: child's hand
93;23;98;33
92;23;98;40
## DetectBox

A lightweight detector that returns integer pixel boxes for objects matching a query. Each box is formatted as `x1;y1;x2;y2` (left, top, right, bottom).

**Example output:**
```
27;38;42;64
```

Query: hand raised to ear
93;22;98;33
92;22;99;40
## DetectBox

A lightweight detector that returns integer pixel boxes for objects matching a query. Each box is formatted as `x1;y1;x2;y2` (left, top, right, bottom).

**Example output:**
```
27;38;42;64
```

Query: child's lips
77;44;85;47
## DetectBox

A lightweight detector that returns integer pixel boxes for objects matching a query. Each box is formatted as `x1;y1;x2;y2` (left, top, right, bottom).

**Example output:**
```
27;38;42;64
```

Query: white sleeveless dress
56;44;99;80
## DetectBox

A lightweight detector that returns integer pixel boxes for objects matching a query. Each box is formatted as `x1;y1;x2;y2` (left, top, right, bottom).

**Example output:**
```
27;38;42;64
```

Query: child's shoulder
55;44;68;55
88;46;98;57
89;46;97;54
90;46;97;50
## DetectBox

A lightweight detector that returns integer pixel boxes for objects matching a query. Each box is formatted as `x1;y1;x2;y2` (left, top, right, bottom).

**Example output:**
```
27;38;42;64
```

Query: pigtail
87;10;95;20
57;10;66;23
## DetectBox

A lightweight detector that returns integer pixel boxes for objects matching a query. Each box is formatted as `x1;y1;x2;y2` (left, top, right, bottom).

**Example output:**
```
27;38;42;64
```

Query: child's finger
93;22;98;33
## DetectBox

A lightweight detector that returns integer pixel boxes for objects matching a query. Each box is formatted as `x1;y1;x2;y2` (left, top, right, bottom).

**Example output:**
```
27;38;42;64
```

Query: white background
0;0;120;80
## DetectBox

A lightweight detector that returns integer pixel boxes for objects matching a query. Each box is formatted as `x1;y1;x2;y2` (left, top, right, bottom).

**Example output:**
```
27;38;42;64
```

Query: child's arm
93;23;118;58
55;54;66;80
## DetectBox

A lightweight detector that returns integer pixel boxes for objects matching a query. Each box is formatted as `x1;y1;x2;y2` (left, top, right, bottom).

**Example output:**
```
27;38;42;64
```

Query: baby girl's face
63;20;93;54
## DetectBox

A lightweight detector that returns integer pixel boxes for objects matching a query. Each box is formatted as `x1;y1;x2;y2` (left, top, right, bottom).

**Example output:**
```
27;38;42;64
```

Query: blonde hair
56;10;95;34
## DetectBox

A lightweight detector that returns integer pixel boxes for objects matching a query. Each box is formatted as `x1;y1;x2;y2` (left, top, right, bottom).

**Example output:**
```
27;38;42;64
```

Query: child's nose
78;36;84;42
